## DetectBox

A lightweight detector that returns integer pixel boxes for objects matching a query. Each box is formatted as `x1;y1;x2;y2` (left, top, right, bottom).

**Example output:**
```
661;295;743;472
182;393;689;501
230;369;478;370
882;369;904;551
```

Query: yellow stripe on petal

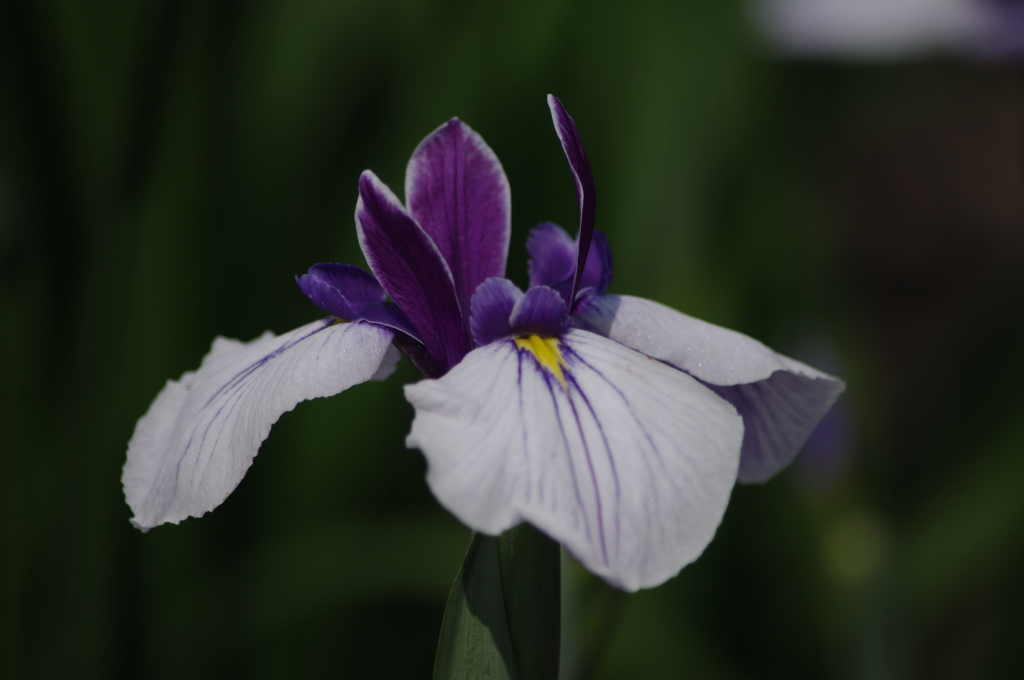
515;335;567;388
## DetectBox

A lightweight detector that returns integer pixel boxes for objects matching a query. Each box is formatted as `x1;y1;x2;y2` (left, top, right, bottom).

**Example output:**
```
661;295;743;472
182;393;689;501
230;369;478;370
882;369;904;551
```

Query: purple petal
527;223;614;307
405;119;511;333
296;263;386;318
295;263;422;341
355;171;471;373
548;95;597;308
509;286;571;337
527;222;576;290
579;230;613;296
352;302;423;342
470;278;523;346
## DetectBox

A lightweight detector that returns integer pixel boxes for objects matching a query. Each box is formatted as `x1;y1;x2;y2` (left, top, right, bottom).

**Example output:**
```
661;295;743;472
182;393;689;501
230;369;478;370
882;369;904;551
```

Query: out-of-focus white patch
749;0;989;60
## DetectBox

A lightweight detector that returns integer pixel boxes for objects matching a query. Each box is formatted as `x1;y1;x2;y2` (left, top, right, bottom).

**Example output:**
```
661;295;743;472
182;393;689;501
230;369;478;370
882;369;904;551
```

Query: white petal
580;295;845;483
404;329;744;591
124;319;396;529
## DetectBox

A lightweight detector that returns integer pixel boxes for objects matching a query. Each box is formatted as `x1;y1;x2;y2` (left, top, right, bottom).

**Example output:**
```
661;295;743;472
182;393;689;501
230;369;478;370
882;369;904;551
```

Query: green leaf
434;532;521;680
434;524;562;680
498;523;561;680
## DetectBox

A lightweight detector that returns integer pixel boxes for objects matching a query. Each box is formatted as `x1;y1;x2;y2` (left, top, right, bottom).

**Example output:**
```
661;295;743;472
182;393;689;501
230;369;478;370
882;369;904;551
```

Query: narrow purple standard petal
470;278;523;346
509;286;571;337
548;95;597;307
356;171;471;373
405;119;511;333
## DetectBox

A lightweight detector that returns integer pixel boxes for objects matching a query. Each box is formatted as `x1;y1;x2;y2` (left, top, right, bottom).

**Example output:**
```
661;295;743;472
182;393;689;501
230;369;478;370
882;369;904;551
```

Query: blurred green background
3;1;1024;678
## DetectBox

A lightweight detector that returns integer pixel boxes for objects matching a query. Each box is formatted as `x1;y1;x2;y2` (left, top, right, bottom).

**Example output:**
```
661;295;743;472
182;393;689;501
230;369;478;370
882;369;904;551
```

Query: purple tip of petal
470;277;523;346
356;170;471;373
296;263;387;318
405;118;512;333
547;94;597;309
510;286;571;337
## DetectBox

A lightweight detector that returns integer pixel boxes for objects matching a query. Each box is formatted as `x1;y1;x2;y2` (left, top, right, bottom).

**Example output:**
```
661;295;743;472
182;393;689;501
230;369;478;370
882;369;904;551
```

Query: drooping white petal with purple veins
579;294;845;483
404;328;744;591
124;319;399;530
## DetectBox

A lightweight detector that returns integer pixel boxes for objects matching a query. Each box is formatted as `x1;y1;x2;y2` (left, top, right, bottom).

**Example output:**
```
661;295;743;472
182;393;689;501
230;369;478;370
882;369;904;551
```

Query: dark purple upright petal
527;222;576;289
355;171;471;373
470;278;523;346
509;286;571;337
406;119;511;333
548;95;597;308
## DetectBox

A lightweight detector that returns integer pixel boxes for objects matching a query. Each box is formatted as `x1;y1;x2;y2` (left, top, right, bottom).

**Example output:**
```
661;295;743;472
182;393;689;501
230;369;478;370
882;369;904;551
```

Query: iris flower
124;96;843;591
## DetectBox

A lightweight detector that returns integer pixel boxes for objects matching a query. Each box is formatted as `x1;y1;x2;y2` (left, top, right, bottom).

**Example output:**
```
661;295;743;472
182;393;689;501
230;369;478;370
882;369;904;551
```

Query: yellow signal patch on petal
515;335;567;388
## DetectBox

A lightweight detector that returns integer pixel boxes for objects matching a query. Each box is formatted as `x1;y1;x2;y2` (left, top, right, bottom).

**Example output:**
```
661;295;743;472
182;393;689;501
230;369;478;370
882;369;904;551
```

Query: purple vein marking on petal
547;95;597;309
170;319;340;502
565;346;667;557
524;344;593;546
202;319;334;410
356;171;470;372
566;339;679;535
560;370;610;566
562;363;621;558
516;342;530;504
561;341;625;560
406;119;511;334
526;340;608;564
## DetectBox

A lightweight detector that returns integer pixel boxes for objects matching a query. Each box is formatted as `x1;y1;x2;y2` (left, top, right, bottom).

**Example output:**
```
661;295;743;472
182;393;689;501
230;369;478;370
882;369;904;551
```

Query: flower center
515;334;567;388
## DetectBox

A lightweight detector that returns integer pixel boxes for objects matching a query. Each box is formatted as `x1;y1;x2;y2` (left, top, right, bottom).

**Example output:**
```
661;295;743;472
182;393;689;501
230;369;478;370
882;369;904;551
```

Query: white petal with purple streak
579;294;845;483
404;328;744;591
124;319;399;529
